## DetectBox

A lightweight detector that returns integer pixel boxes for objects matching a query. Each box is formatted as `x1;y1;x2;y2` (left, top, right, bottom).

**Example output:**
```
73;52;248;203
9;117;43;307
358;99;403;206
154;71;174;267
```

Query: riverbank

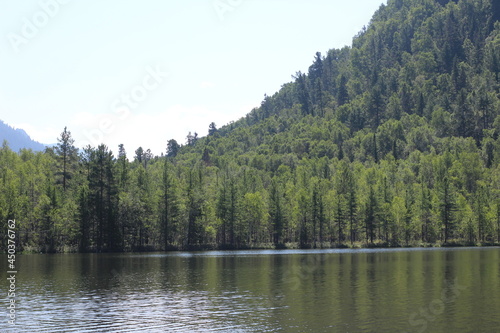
11;239;500;254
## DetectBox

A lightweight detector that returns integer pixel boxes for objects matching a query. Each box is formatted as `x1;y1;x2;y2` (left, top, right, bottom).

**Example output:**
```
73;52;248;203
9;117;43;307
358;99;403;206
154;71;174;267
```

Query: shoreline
8;241;500;254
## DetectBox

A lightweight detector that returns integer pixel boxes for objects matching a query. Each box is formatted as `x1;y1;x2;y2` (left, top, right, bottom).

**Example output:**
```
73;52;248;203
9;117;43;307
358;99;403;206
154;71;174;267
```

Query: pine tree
86;145;119;251
186;167;203;247
365;186;377;244
439;176;455;244
208;122;218;136
117;144;129;191
160;160;179;249
166;139;180;158
337;74;349;106
54;127;78;192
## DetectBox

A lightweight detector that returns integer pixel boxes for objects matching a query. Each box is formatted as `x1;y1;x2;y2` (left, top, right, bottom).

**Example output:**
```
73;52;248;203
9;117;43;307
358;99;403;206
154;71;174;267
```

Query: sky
0;0;386;156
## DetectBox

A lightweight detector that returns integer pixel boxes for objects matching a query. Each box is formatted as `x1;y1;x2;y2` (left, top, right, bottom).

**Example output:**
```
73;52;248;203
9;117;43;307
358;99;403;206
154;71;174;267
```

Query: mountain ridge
177;0;500;161
0;120;47;152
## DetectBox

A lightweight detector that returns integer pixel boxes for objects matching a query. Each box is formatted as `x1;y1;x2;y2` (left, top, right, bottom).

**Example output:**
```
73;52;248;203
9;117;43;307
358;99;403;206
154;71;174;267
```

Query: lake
1;247;499;332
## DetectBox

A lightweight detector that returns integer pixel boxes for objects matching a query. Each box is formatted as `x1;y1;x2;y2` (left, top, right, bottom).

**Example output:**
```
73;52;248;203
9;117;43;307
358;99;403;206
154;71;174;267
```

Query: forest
2;0;500;252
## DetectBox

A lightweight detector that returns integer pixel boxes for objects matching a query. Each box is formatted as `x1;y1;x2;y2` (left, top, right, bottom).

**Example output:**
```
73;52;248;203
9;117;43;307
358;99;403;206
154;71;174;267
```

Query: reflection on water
1;247;499;332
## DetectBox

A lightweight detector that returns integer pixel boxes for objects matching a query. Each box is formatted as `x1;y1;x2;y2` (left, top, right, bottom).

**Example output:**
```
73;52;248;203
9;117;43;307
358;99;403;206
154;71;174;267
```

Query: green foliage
3;0;500;252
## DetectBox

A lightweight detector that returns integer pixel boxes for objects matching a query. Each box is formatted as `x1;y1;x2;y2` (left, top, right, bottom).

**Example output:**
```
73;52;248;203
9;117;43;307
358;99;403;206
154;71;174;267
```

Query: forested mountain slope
2;0;500;252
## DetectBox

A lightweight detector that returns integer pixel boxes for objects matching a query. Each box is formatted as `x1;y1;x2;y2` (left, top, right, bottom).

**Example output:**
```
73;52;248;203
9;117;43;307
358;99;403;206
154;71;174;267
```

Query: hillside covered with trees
3;0;500;252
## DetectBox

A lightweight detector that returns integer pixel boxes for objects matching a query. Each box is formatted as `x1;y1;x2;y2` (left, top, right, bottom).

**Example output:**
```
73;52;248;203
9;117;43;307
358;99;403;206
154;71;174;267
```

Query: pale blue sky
1;0;385;155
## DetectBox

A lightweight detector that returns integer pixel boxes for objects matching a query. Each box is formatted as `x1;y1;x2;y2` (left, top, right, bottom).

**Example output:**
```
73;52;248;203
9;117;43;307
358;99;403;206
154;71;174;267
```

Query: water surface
1;247;499;332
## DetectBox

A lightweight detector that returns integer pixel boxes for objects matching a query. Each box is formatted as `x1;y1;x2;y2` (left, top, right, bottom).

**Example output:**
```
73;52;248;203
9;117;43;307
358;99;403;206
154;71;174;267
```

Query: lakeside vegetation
3;0;500;252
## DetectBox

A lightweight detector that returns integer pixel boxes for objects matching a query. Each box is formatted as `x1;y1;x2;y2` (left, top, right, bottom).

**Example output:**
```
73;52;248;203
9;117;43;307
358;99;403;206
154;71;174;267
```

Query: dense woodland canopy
3;0;500;252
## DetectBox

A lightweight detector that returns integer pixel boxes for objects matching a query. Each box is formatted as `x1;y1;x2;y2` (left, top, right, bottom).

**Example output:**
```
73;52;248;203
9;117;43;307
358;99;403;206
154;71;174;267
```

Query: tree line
1;124;500;252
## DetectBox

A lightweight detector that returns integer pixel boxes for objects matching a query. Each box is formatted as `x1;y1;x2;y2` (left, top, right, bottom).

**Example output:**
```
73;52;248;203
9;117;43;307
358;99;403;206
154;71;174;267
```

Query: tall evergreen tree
160;159;179;249
54;127;78;192
365;186;377;244
166;139;180;158
270;180;284;246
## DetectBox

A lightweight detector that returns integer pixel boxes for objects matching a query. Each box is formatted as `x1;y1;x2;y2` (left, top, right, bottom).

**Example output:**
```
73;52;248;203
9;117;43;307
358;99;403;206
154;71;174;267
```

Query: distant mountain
0;120;47;152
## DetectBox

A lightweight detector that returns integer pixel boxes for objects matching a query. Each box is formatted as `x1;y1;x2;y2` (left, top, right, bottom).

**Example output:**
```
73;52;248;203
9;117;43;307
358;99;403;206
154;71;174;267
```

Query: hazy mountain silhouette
0;120;47;152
